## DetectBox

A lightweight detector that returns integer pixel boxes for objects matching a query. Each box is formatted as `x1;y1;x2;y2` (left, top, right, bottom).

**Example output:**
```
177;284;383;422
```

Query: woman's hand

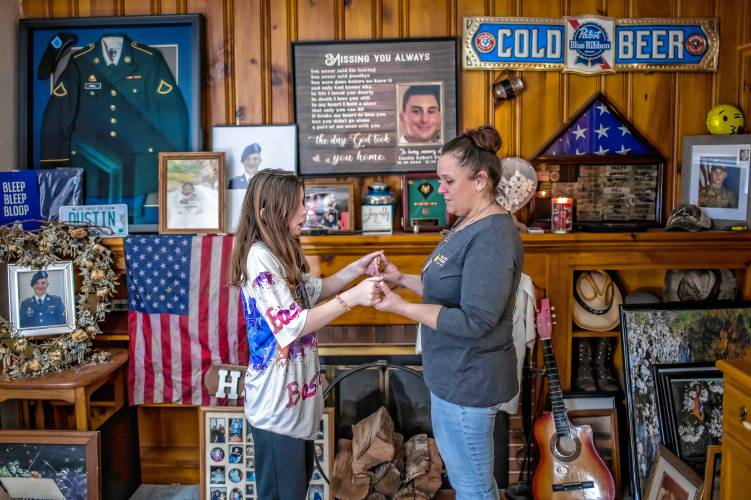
366;253;403;284
346;250;385;279
373;281;405;313
342;277;384;307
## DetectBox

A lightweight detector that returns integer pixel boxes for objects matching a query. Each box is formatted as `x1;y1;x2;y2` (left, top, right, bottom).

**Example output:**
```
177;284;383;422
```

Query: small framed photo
702;445;722;500
6;262;76;337
212;125;297;233
401;173;448;232
0;430;100;500
159;152;225;234
644;445;703;500
681;134;751;228
303;181;355;232
653;363;723;471
568;408;621;494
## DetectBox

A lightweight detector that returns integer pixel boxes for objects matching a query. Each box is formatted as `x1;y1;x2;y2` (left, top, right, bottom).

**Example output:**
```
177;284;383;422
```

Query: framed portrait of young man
158;152;225;234
6;262;76;337
681;135;751;228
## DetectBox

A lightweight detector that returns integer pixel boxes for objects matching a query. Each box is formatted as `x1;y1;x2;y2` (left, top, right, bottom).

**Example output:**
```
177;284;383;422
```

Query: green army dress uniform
40;34;189;215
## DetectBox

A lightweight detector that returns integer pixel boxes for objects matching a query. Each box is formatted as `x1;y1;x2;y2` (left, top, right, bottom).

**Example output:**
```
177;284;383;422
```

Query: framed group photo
158;152;225;234
292;37;459;175
303;181;355;232
18;15;204;231
5;262;76;337
0;430;100;500
212;125;297;233
620;302;751;498
681;135;751;228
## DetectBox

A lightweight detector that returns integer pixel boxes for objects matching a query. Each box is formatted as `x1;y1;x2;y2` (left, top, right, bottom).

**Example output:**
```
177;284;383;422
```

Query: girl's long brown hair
229;169;309;289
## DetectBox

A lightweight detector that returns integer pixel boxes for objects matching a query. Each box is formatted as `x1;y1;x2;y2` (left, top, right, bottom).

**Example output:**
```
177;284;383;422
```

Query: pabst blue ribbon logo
475;32;496;53
568;20;612;68
685;33;707;56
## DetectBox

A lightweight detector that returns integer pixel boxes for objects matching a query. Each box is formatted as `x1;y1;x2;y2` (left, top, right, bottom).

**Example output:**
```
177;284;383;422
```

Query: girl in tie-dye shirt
229;170;383;499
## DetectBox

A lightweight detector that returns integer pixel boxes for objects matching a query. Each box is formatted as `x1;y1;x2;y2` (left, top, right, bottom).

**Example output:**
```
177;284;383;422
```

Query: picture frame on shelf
652;362;723;471
702;445;722;500
620;302;751;498
681;135;751;228
644;445;703;500
211;125;297;233
18;15;204;232
0;430;100;500
568;408;621;494
401;173;449;232
291;37;459;175
158;152;225;234
5;261;76;337
303;180;355;232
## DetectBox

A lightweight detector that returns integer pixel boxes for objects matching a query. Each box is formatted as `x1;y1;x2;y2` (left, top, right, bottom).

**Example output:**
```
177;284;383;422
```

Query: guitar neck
541;338;570;437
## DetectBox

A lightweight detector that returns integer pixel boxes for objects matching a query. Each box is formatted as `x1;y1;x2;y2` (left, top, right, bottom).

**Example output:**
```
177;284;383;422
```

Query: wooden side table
0;348;128;431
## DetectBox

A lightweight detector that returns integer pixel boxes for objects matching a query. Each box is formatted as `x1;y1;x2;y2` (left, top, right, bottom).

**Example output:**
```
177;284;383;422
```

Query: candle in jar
551;197;573;233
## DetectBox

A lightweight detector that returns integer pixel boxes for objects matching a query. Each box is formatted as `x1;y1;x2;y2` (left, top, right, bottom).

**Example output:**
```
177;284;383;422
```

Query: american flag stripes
124;235;247;405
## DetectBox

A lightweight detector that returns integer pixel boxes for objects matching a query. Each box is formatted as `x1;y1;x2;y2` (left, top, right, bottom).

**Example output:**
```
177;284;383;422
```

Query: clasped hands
339;250;406;313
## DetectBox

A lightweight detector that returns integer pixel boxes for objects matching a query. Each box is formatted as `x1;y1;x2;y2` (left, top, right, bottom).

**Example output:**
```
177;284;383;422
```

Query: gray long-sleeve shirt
421;213;523;407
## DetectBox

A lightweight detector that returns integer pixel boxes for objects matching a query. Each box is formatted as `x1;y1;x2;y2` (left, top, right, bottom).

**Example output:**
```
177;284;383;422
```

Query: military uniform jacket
699;185;738;208
20;294;66;328
40;34;189;201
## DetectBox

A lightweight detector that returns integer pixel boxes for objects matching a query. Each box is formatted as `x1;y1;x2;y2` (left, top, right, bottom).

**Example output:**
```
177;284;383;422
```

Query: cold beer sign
464;16;718;75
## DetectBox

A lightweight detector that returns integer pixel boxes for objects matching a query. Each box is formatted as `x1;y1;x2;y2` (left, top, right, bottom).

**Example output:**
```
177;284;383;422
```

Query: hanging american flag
124;234;247;405
543;98;651;157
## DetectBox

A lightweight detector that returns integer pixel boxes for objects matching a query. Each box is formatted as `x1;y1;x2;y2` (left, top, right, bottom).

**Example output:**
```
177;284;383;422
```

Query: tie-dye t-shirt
241;242;323;440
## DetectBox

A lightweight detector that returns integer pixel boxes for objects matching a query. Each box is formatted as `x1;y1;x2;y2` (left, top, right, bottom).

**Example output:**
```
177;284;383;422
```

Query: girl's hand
347;250;385;278
373;281;405;313
368;253;403;284
343;277;384;307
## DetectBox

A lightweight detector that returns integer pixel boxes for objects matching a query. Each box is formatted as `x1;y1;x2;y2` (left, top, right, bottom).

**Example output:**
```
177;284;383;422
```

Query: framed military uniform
19;15;204;231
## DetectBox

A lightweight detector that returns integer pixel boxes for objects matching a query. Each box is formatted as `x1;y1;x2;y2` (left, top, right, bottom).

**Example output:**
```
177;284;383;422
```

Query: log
331;439;370;500
352;406;395;476
413;438;443;498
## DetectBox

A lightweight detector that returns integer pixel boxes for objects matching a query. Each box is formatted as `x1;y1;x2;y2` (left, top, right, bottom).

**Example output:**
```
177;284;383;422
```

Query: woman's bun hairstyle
441;125;502;192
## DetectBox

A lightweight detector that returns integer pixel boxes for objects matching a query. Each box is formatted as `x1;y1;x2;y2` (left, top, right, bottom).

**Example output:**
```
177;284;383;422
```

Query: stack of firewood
331;407;443;500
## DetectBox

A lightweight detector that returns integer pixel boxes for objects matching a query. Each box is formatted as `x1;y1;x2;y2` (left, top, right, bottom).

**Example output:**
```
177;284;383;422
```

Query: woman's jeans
431;392;503;500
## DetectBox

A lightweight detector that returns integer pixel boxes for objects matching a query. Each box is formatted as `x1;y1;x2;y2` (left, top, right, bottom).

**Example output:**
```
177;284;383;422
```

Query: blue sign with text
0;171;41;230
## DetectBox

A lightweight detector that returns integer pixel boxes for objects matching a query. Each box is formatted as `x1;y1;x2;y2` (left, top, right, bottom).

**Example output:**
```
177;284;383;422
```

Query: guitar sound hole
549;433;582;462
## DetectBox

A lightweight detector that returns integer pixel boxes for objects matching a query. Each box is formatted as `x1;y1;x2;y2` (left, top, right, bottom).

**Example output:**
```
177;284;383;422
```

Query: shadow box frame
0;430;101;500
18;15;205;233
158;152;225;235
401;173;449;232
568;408;621;495
303;180;356;232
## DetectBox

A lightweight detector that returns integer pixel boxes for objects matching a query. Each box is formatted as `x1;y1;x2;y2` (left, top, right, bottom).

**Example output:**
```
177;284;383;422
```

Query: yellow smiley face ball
706;104;745;135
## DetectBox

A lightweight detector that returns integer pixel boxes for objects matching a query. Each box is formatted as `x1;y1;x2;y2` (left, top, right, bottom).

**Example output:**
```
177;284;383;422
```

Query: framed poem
681;135;751;228
702;445;721;500
652;363;723;471
401;173;448;232
568;409;621;495
620;302;751;499
6;261;76;337
158;152;225;234
303;180;355;232
18;15;204;232
644;445;703;500
0;430;100;500
212;125;298;233
292;37;459;175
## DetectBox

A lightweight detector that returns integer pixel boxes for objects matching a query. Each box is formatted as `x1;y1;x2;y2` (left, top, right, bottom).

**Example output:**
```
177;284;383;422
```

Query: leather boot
575;340;597;392
594;337;620;392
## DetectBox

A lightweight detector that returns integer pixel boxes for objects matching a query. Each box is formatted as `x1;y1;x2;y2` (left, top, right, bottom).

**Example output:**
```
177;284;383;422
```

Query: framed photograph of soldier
681;135;751;228
643;445;703;500
291;37;459;175
567;408;621;495
303;180;355;232
211;125;297;233
0;430;101;500
18;15;205;231
401;173;449;232
652;363;723;473
620;302;751;498
158;152;225;234
702;445;722;500
4;262;76;338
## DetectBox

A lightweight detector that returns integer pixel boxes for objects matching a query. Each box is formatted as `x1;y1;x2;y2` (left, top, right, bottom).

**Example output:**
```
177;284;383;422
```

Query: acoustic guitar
532;298;616;500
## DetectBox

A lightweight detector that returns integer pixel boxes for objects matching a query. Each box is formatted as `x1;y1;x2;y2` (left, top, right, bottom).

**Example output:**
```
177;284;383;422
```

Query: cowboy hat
573;270;623;332
663;269;737;302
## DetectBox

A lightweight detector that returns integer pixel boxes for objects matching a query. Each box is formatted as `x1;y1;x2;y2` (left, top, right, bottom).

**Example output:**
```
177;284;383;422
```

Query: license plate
59;204;129;238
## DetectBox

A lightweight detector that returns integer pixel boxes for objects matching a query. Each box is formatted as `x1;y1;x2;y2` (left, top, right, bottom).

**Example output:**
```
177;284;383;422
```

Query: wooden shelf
572;330;621;338
319;344;416;356
140;444;199;484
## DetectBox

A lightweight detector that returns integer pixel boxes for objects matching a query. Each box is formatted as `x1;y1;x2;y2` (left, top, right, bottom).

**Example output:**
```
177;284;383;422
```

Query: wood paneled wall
20;0;751;212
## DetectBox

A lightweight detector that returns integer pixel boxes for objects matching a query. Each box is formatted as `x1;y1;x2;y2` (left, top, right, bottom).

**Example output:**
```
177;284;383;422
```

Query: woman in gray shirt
372;125;523;500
